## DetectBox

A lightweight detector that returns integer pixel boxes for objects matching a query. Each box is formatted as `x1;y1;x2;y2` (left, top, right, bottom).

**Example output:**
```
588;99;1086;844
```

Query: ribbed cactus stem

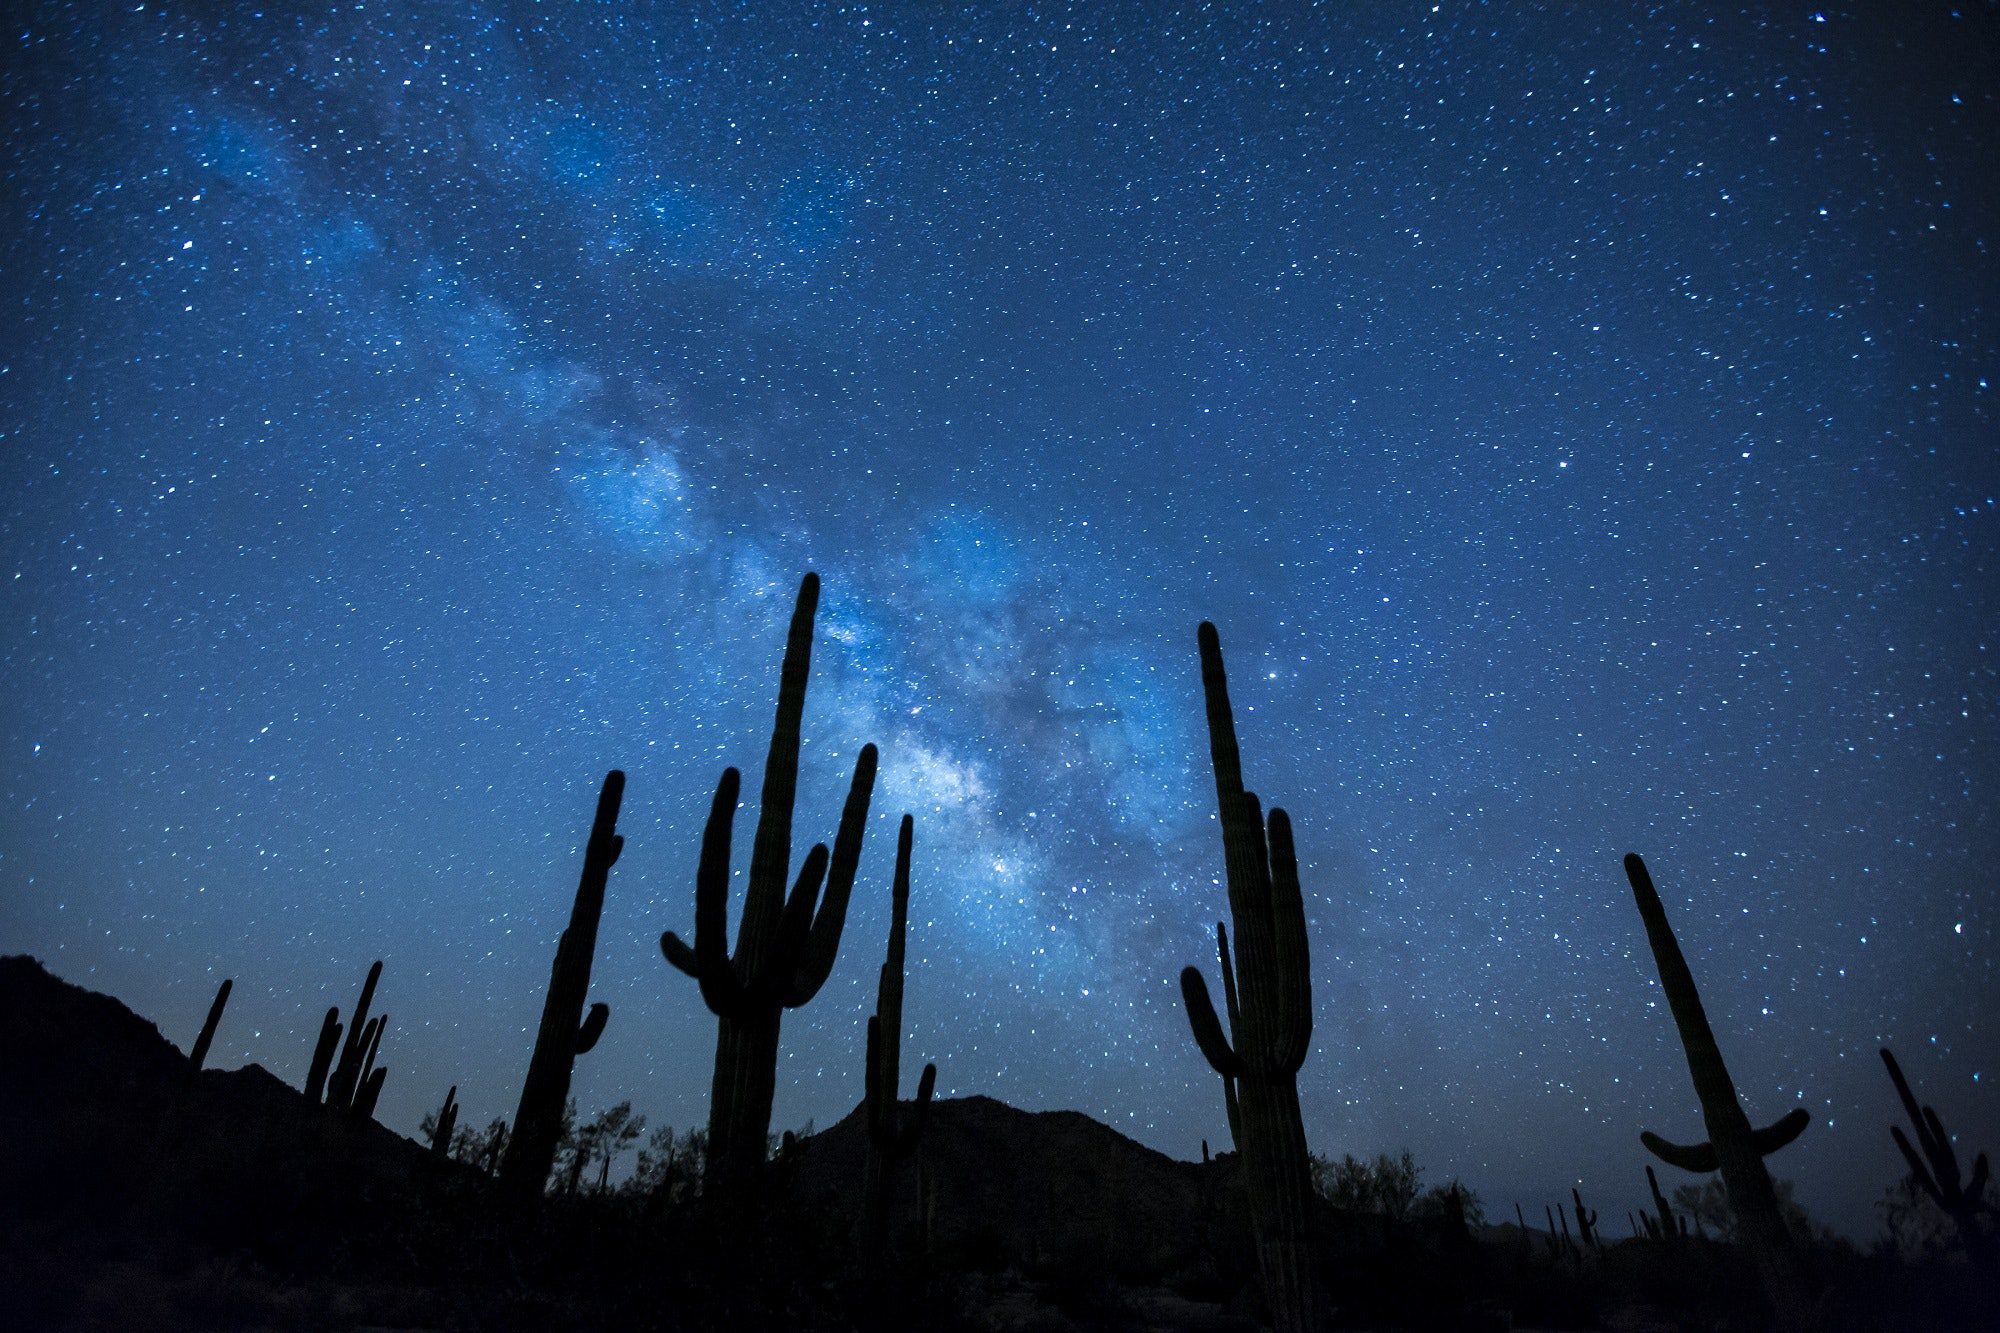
661;572;879;1210
1177;621;1318;1333
500;770;626;1202
189;978;231;1070
1624;853;1816;1326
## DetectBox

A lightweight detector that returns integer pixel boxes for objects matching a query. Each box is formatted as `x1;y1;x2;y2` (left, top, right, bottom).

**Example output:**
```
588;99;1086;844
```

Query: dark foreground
0;957;1986;1331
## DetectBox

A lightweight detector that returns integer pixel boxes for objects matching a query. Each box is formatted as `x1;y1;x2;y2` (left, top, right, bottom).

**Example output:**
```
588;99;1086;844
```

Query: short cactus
1622;853;1815;1326
500;771;624;1201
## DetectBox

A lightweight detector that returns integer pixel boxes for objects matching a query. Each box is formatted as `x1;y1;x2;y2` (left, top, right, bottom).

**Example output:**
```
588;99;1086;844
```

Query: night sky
3;3;1994;1238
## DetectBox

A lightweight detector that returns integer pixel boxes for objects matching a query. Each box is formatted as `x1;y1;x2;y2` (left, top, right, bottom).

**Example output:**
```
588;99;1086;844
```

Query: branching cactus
499;771;625;1201
430;1085;460;1158
862;815;938;1256
1623;853;1815;1325
324;961;385;1112
189;978;231;1070
1880;1046;1996;1268
1571;1187;1599;1248
661;572;879;1206
1178;621;1318;1333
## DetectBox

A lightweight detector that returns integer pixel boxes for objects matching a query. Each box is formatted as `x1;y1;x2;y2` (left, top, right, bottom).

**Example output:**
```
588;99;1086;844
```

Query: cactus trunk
500;770;625;1202
1177;622;1318;1333
1624;853;1816;1327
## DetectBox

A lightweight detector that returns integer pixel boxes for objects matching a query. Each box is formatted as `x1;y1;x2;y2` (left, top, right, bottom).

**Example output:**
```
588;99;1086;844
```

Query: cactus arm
190;978;231;1069
790;744;880;995
1217;921;1242;1039
739;573;818;956
1265;807;1313;1073
1215;923;1243;1145
1880;1047;1929;1148
688;767;746;1014
1180;967;1245;1078
1752;1108;1811;1156
355;1065;387;1119
575;1002;609;1055
661;933;698;977
1641;1130;1719;1173
1891;1126;1943;1205
305;1006;341;1102
897;1062;938;1153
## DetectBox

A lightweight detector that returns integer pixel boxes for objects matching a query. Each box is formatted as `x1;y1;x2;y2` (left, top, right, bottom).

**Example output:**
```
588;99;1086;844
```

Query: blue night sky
2;3;1993;1236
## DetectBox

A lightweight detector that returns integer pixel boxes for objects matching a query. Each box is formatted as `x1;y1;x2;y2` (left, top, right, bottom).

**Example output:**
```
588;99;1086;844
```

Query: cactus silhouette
189;978;231;1070
1880;1046;1995;1268
499;771;624;1201
862;814;938;1257
1643;1164;1684;1240
304;1006;340;1102
323;961;382;1111
1622;853;1815;1326
430;1085;460;1158
1572;1187;1599;1248
1178;621;1317;1333
310;961;389;1120
661;572;878;1208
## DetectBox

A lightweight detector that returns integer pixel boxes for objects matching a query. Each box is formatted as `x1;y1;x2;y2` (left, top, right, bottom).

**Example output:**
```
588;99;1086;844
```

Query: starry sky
2;3;1994;1238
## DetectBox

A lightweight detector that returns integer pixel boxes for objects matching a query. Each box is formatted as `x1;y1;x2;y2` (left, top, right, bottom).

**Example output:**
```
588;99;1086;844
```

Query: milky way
3;3;1993;1236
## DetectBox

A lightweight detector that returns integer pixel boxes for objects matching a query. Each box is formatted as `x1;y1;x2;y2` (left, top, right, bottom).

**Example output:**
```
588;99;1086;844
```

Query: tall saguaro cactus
862;815;938;1256
500;770;625;1201
1178;621;1318;1333
189;978;232;1070
661;572;878;1206
1622;853;1815;1326
309;961;389;1120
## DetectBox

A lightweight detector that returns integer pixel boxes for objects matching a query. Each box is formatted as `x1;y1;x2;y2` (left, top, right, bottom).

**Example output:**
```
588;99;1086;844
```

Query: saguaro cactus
499;771;625;1201
1178;621;1318;1333
189;978;231;1070
862;815;938;1256
1622;853;1815;1326
324;960;385;1113
661;572;878;1206
1571;1187;1599;1248
1880;1046;1995;1268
